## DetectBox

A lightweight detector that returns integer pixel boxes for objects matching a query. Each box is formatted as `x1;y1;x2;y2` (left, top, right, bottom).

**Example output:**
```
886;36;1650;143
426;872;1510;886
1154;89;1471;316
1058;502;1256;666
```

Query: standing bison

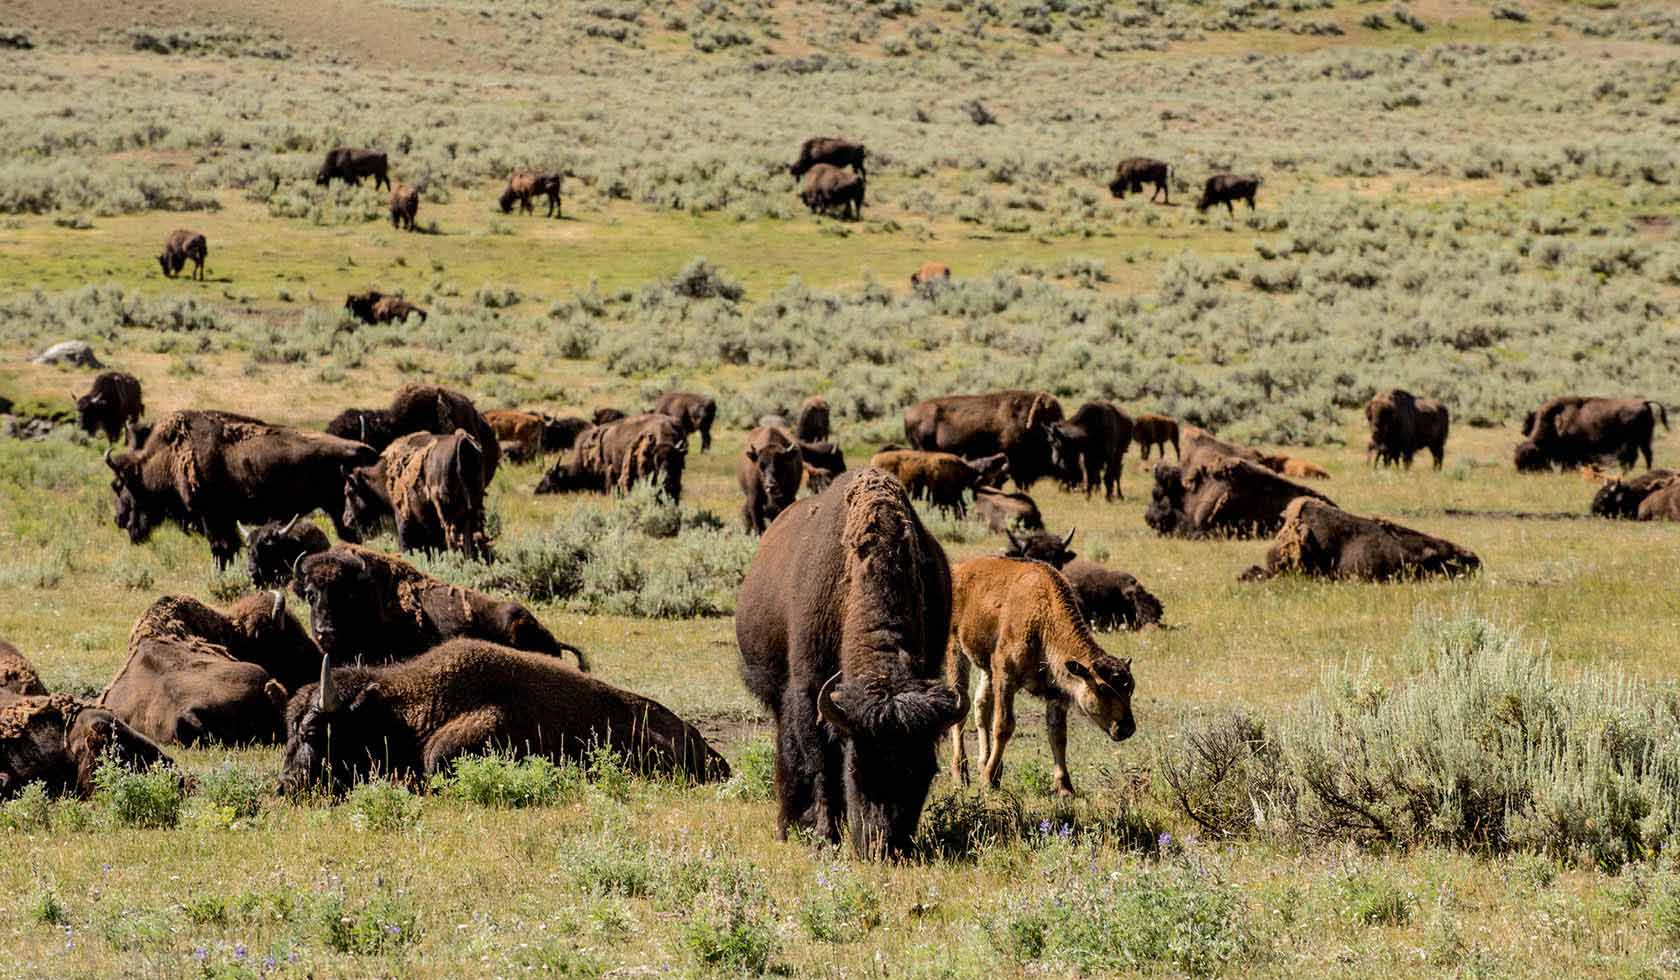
389;184;419;231
536;413;686;501
653;391;717;452
738;425;804;535
316;147;390;189
1520;396;1668;471
1132;412;1180;460
1048;401;1133;500
499;171;562;217
75;371;144;443
328;384;499;483
868;448;1008;518
1108;157;1171;203
795;396;831;444
799;164;866;220
910;262;951;292
1197;174;1260;216
736;469;965;858
342;430;490;560
1366;389;1449;469
344;290;428;325
157;229;208;280
1241;498;1480;582
904;389;1063;490
789;137;867;179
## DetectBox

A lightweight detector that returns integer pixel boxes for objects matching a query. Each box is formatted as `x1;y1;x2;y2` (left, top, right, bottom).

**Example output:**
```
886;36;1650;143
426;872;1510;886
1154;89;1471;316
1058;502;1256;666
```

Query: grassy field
3;0;1680;976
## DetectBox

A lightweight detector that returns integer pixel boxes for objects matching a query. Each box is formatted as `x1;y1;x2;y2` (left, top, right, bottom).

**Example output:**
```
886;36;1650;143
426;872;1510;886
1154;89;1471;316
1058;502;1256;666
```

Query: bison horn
816;672;853;737
316;656;340;712
280;513;302;535
292;552;309;581
237;522;251;544
270;590;285;622
1062;527;1077;551
104;447;118;471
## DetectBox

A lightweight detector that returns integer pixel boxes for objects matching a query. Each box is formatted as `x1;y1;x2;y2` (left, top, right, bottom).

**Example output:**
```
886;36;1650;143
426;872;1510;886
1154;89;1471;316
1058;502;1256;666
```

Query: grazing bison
244;515;331;588
738;425;804;535
1197;174;1260;216
798;439;847;496
789;137;867;179
1258;454;1331;480
316;147;390;189
278;640;726;794
536;413;686;501
1521;396;1669;471
1049;401;1133;500
326;407;396;452
0;640;46;696
1146;451;1334;539
499;171;562;217
484;409;546;463
389;184;419;231
1132;413;1180;460
100;592;323;746
1108;157;1171;203
799;163;866;220
946;556;1136;797
972;486;1043;533
1001;529;1164;631
868;449;1009;518
653;391;717;452
0;690;174;800
910;261;951;291
1365;389;1449;469
75;371;144;443
1241;498;1480;582
157;229;208;280
1640;482;1680;521
104;410;377;567
343;431;490;560
903;389;1064;490
796;396;831;444
1591;469;1678;519
736;469;964;857
592;407;627;426
293;545;588;669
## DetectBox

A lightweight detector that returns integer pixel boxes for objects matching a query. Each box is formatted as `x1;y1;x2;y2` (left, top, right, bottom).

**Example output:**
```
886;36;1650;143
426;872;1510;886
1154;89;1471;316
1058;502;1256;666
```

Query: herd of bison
5;140;1674;858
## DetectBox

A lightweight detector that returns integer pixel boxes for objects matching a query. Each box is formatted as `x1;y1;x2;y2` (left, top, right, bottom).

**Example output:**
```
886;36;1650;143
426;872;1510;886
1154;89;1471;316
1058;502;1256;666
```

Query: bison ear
349;682;383;713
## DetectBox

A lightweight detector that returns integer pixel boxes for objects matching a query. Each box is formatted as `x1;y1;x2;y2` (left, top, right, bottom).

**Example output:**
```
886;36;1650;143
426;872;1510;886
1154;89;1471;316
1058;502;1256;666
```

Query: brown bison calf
157;229;208;280
1132;412;1180;460
389;184;419;231
910;261;951;291
1241;498;1480;582
1108;157;1170;203
738;425;804;534
75;371;144;443
484;409;546;463
799;163;865;220
947;556;1136;797
869;448;1009;518
1259;453;1330;480
1197;174;1260;216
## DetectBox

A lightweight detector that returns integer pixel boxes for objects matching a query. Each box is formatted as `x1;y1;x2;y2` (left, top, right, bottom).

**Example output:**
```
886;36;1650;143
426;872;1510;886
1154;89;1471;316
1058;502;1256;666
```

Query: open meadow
2;0;1680;975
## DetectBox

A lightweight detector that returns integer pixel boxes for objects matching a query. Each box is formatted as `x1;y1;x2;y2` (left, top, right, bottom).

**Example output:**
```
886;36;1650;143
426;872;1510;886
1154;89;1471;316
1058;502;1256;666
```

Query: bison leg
1045;700;1075;798
1224;200;1236;217
422;708;507;775
971;666;994;771
699;421;711;453
946;648;973;786
978;672;1018;790
774;684;840;844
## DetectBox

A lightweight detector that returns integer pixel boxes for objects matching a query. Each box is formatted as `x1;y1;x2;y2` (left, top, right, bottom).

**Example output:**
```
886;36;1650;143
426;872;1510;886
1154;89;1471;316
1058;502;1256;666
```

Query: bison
536;413;685;502
1591;469;1678;519
739;425;804;535
157;229;208;280
292;545;588;670
244;515;331;588
1258;454;1331;480
278;640;727;794
1048;401;1133;500
1520;396;1669;471
1108;157;1171;203
592;407;627;426
736;468;965;858
325;407;396;451
389;184;419;231
795;396;831;444
868;449;1009;518
1241;498;1480;582
903;389;1064;490
343;290;428;325
332;385;499;483
910;261;951;292
946;556;1136;797
104;410;377;567
0;689;174;800
1365;389;1449;469
653;391;717;452
541;415;592;453
0;640;46;696
343;430;490;560
1145;450;1334;539
1639;482;1680;521
499;171;562;217
789;137;867;179
799;163;866;220
1000;529;1164;631
1132;412;1180;460
798;439;847;496
972;486;1043;533
316;147;390;189
1197;174;1260;216
484;409;545;463
75;371;144;443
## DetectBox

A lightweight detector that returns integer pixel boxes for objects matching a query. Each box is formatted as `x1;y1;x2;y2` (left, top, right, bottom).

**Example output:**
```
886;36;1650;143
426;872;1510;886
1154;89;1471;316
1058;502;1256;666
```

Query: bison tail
1649;401;1670;431
558;641;590;672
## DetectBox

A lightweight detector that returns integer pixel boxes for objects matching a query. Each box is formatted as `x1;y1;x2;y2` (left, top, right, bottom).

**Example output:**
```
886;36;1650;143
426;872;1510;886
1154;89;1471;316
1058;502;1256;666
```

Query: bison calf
799;163;866;221
1132;413;1180;460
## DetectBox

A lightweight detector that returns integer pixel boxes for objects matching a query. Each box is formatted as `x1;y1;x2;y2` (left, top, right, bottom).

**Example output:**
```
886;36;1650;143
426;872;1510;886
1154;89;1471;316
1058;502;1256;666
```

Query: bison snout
1109;718;1136;742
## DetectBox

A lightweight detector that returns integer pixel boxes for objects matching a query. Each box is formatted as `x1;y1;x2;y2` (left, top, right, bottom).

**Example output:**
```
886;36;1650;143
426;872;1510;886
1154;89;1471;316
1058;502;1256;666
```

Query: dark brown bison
389;184;419;231
104;410;377;567
1513;439;1549;472
1241;498;1480;582
325;407;396;451
1001;529;1164;631
343;431;489;560
316;147;390;189
1640;482;1680;521
868;449;1009;518
972;486;1043;533
292;545;588;670
157;229;208;280
736;468;965;858
1108;157;1170;203
1365;389;1449;469
499;171;562;217
799;163;866;220
1592;469;1678;519
347;384;500;483
278;640;726;794
536;413;686;502
243;515;331;588
1145;451;1334;539
99;592;323;746
343;290;428;325
592;407;627;426
795;396;831;444
903;389;1064;490
789;137;867;179
75;371;144;443
799;439;847;495
1132;413;1180;460
910;261;951;291
0;690;174;800
1049;401;1133;500
1197;174;1260;216
653;391;717;452
541;415;592;453
739;425;804;535
0;640;46;696
1520;396;1669;471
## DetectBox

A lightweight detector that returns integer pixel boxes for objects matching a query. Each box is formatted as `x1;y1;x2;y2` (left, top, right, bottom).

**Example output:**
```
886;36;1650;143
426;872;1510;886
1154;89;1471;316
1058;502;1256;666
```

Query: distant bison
868;449;1008;518
903;389;1063;490
1520;396;1668;471
243;515;331;588
1591;469;1678;519
789;137;866;179
1048;401;1132;500
653;391;717;452
1132;413;1180;460
796;396;831;444
536;413;686;502
738;425;804;535
157;229;208;280
75;371;144;443
499;171;562;217
1241;498;1480;583
315;147;389;189
1259;454;1330;480
799;163;865;220
389;184;419;231
910;261;951;291
343;290;427;325
1108;157;1170;203
1197;174;1260;216
343;430;490;560
1146;450;1333;539
1365;389;1449;469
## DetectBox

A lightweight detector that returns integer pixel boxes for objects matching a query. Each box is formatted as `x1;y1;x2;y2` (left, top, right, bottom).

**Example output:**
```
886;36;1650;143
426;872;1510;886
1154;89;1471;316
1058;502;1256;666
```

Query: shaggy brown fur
343;431;489;559
653;391;717;452
75;371;144;443
484;409;545;463
1365;389;1449;469
799;163;866;220
789;137;866;178
389;184;419;231
1639;482;1680;521
946;557;1135;797
1145;450;1334;539
1241;498;1480;582
536;413;686;502
1132;413;1180;460
795;396;831;444
157;229;208;280
381;384;500;482
0;640;45;696
903;390;1064;490
868;449;1008;518
1108;157;1170;203
1049;401;1133;500
738;425;803;535
0;689;174;799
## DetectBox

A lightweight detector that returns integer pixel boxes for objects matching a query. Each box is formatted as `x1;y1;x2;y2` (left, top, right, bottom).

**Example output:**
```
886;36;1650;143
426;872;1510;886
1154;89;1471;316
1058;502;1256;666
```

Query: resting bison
1365;389;1449;469
1521;396;1669;471
499;171;562;217
343;290;428;325
1145;451;1334;539
1197;174;1260;216
1241;498;1480;582
316;147;390;189
799;440;847;496
343;430;490;560
104;410;377;567
293;545;588;669
1001;529;1164;631
903;389;1064;490
1108;157;1170;203
946;556;1136;797
789;137;866;179
1592;470;1678;519
910;261;951;291
736;469;964;857
1049;401;1133;500
278;640;726;794
972;486;1043;533
0;689;174;800
1258;454;1330;480
536;413;686;502
157;229;208;280
799;163;866;220
653;391;717;452
389;184;419;231
1640;483;1680;521
0;640;46;696
1132;413;1180;460
868;449;1009;518
796;396;831;444
1179;425;1267;466
100;592;322;746
75;371;144;443
484;409;545;463
738;425;803;535
244;515;331;588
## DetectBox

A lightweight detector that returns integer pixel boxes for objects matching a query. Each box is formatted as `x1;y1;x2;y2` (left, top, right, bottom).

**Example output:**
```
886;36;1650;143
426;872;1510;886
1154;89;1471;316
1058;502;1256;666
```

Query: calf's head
1063;655;1137;743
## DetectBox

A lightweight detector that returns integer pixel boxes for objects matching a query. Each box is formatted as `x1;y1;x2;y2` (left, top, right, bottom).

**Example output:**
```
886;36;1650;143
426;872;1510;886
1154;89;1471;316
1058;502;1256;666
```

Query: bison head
497;186;519;213
104;449;162;543
1002;527;1076;569
64;702;175;798
1142;465;1189;536
535;459;596;495
340;469;389;542
292;550;382;659
747;436;804;509
1063;655;1136;743
279;658;402;794
1591;480;1642;519
74;390;107;437
245;516;331;588
1513;440;1550;473
967;452;1010;489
